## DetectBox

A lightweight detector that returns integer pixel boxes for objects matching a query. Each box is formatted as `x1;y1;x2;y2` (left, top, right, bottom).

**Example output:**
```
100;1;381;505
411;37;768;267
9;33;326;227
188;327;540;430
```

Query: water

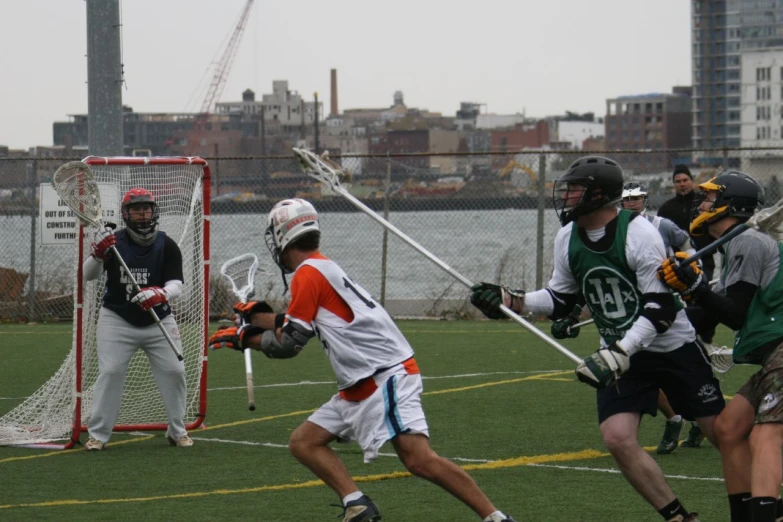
0;209;563;302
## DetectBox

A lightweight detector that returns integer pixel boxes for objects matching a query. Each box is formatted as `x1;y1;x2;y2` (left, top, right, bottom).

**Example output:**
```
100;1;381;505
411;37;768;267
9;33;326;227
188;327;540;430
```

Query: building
692;1;783;153
556;121;605;150
740;48;783;180
604;90;691;173
215;81;321;133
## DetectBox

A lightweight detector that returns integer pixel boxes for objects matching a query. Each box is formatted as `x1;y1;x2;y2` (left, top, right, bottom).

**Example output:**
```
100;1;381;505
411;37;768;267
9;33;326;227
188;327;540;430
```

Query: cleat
84;437;104;451
167;434;194;447
339;495;381;522
667;514;700;522
657;418;684;454
485;514;518;522
681;423;706;448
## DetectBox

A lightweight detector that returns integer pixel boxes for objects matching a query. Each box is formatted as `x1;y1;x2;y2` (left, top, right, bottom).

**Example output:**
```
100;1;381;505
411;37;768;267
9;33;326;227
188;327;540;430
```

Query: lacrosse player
659;171;783;522
472;156;724;522
208;198;516;522
82;188;191;451
622;181;697;454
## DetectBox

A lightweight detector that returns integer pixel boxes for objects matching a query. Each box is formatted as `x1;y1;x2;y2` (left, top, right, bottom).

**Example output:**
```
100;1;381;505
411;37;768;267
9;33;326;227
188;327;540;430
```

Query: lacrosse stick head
220;253;259;304
749;198;783;240
292;147;350;189
51;161;103;228
706;344;734;374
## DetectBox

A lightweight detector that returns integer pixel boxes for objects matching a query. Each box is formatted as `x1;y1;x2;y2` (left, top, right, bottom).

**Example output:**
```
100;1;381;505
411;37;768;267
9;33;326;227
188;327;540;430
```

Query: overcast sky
1;0;692;150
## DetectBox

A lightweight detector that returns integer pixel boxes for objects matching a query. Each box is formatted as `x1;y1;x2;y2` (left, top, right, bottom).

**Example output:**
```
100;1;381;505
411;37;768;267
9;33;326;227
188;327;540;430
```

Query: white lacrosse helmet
264;198;320;273
621;182;648;213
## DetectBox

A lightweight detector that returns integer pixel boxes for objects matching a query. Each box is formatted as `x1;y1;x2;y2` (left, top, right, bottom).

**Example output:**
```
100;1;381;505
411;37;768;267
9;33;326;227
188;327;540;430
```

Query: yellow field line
0;448;612;510
423;370;573;395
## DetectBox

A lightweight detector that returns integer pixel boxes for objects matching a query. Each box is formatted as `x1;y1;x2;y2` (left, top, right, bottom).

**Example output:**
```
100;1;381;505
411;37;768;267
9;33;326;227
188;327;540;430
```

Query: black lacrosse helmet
690;170;765;236
554;156;625;226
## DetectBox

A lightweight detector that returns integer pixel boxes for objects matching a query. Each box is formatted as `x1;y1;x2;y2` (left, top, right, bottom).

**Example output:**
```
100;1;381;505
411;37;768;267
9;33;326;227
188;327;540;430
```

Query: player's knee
288;427;308;458
601;428;636;455
714;413;747;446
399;448;439;479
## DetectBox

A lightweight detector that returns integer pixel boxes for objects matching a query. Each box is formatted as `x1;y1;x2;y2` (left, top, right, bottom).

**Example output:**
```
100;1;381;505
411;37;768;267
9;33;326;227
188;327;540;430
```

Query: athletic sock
777;497;783;522
728;492;751;522
483;511;508;522
659;499;689;520
342;491;364;506
667;414;682;423
752;497;777;522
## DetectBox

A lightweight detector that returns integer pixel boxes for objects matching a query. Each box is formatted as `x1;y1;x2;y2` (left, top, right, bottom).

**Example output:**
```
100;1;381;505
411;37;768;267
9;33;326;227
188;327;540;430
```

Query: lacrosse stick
220;253;260;411
51;161;184;361
293;148;581;365
682;199;783;266
705;344;734;374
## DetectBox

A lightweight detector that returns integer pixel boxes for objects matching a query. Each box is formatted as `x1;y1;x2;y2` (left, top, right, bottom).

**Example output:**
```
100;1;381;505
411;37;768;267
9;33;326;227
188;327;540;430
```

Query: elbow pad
641;293;678;334
259;321;314;359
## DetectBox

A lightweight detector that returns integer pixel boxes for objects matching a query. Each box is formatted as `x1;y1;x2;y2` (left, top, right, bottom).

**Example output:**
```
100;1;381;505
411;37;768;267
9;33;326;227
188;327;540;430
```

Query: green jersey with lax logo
567;210;640;344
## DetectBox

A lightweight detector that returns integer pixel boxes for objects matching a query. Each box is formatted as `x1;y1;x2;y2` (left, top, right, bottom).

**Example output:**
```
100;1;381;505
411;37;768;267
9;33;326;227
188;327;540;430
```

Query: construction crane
185;0;255;156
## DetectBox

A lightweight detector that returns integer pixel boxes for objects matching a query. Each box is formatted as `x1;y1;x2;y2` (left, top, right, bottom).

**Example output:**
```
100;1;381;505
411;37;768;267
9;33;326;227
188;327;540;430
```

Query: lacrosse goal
0;156;211;449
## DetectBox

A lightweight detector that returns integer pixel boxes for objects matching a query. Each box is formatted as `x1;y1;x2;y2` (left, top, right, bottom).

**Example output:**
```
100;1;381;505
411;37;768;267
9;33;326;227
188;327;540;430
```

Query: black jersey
102;230;184;327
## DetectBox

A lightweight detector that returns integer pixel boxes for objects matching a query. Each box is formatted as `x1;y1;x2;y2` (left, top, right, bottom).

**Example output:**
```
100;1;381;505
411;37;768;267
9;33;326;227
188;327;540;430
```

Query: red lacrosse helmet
121;188;159;237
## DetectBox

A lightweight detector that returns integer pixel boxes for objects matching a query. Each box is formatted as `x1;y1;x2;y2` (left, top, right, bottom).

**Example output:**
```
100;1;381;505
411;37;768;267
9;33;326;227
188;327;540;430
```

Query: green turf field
0;321;747;521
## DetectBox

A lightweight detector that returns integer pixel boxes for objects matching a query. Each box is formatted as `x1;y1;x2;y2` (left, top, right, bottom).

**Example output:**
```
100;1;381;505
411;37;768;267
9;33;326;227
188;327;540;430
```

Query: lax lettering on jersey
287;253;414;389
101;230;183;327
583;265;641;342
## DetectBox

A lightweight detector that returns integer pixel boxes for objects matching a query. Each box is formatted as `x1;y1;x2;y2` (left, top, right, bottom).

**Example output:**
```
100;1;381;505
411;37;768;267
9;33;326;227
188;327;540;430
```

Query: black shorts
596;341;726;424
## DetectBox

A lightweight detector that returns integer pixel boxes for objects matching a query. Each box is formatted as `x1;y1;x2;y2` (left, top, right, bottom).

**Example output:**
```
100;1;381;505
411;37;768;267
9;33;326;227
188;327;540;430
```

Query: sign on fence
39;183;119;245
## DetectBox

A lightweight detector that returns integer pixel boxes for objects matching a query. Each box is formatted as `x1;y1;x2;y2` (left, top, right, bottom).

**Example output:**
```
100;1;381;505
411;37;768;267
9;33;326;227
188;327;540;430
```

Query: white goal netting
0;157;209;447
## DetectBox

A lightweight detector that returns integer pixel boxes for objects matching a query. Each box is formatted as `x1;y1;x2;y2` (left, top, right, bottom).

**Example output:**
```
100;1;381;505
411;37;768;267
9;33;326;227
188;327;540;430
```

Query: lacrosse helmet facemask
690;170;765;236
121;188;160;245
265;198;320;289
621;181;649;214
553;156;625;226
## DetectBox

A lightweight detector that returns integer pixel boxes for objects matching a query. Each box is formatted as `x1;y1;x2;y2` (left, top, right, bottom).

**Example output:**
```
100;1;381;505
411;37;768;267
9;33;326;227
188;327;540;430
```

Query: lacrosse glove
551;304;583;339
208;324;264;351
575;342;631;389
131;287;168;311
232;300;274;326
470;282;524;320
657;252;707;300
91;228;117;261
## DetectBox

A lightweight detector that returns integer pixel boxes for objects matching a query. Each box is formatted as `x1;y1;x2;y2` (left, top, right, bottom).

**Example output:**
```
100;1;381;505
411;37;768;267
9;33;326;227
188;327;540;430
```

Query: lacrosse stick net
706;344;734;374
220;253;259;304
220;253;262;411
293;147;582;365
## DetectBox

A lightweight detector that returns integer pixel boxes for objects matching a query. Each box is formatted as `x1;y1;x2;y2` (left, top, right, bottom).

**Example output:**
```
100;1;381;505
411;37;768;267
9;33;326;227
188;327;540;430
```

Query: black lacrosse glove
470;282;524;320
208;324;264;351
232;300;274;326
551;304;583;339
658;253;707;300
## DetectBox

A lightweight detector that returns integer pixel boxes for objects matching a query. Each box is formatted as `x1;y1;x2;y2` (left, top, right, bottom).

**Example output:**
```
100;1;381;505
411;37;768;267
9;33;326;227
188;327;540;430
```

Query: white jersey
293;257;414;389
527;212;695;353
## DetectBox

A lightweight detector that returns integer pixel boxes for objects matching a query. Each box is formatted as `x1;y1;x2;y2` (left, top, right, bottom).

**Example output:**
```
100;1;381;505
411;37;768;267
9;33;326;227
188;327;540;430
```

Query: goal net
0;156;211;448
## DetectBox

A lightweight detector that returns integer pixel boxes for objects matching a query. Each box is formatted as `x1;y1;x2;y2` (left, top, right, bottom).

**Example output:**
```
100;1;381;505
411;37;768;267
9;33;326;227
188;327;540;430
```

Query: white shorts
308;369;429;463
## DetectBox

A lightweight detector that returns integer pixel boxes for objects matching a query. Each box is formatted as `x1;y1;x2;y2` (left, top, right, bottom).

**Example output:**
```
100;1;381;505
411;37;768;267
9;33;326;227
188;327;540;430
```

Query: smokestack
330;69;338;117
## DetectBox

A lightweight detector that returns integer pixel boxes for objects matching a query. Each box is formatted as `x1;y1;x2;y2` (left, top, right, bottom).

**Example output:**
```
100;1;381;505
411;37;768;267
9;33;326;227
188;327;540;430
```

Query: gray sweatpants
88;307;188;443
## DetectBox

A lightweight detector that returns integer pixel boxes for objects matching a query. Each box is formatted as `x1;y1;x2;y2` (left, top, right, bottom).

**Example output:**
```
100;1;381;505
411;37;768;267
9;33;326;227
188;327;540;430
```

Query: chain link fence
1;148;781;322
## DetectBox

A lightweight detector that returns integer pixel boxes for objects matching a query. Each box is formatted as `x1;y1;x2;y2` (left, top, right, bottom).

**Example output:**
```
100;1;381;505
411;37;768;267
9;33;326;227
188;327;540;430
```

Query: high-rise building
692;0;783;157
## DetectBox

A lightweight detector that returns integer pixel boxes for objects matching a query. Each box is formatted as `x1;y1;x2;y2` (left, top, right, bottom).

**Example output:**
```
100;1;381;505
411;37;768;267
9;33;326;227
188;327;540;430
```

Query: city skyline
2;0;691;150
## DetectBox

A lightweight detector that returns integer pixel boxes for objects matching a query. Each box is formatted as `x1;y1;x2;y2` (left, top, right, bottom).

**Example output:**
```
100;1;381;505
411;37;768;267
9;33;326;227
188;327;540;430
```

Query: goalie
208;198;516;522
471;156;723;522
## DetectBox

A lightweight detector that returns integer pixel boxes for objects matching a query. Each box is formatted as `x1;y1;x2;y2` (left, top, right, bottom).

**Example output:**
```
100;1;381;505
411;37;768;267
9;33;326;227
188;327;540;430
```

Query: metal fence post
380;153;391;306
535;153;546;290
27;160;37;322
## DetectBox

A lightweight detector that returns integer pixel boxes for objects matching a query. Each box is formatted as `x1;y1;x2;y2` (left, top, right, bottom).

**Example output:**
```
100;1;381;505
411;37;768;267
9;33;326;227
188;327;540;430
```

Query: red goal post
0;156;211;449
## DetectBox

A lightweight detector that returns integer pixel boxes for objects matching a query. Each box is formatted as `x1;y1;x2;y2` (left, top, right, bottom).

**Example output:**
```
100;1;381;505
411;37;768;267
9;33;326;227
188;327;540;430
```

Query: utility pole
86;0;123;155
314;92;320;154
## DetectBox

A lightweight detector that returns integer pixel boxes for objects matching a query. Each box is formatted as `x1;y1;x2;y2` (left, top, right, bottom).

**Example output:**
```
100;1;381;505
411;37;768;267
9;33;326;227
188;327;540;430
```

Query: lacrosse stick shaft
244;348;256;411
324;182;581;365
110;245;184;361
681;223;748;266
